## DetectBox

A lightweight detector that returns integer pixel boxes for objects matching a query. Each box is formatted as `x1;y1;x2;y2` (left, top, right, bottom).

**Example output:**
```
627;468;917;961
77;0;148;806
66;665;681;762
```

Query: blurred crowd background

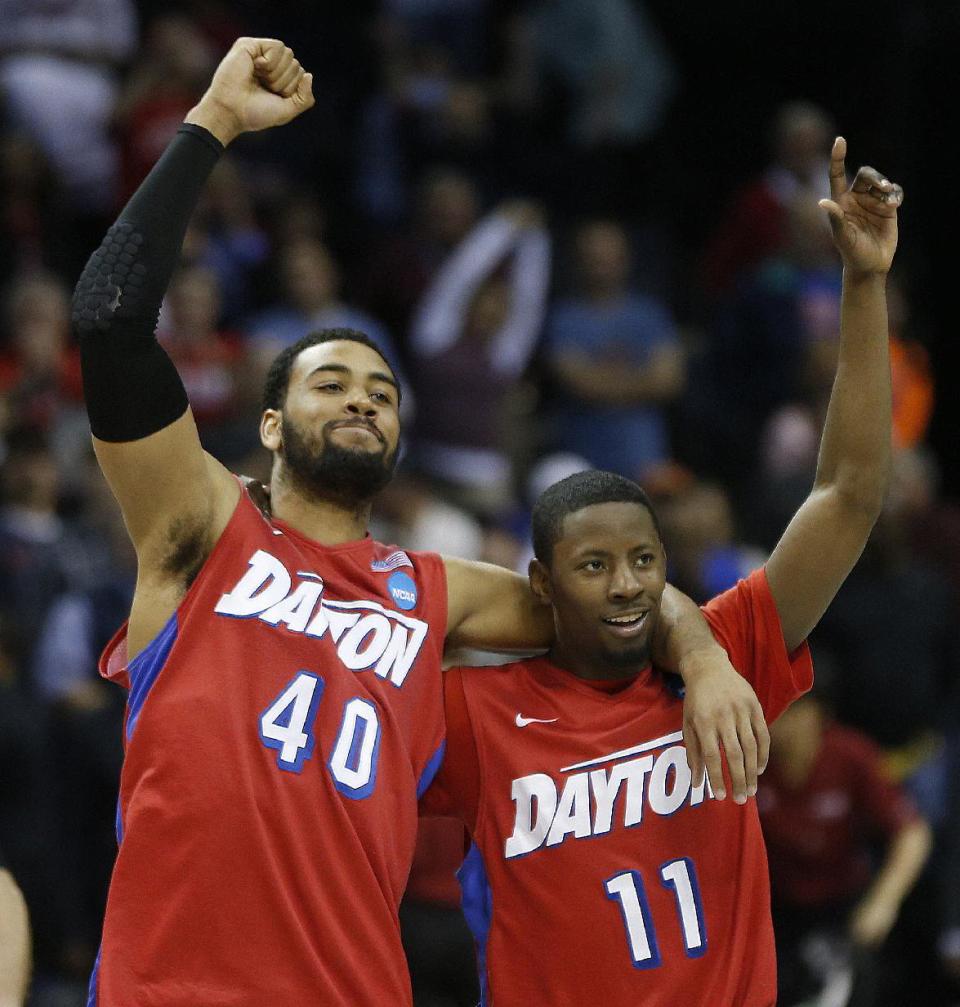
0;1;957;1005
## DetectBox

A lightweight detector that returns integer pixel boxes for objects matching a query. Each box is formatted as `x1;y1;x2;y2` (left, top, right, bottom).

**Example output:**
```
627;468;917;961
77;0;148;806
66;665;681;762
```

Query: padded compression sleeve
73;124;224;442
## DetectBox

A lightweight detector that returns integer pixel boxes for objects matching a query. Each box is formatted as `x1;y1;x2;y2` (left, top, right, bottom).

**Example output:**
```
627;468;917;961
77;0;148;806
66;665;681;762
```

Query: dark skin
530;500;761;805
531;502;666;682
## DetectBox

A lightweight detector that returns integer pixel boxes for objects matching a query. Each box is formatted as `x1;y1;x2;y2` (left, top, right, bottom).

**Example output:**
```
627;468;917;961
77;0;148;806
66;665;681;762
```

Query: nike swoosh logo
515;714;559;728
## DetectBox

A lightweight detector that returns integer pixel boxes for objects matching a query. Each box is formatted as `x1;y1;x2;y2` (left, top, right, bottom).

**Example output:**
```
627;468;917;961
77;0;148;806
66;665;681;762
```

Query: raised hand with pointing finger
819;136;903;277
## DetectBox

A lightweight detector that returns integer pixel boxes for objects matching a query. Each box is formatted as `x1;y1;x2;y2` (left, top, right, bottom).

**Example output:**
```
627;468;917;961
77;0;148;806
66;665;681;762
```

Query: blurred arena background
0;1;957;1005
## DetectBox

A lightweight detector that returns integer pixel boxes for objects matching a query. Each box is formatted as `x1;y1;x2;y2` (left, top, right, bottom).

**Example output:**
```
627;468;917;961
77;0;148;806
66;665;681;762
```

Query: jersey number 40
258;671;380;799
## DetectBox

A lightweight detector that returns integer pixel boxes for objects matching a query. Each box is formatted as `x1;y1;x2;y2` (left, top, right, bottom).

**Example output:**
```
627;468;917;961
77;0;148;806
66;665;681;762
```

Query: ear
528;558;553;606
260;409;282;452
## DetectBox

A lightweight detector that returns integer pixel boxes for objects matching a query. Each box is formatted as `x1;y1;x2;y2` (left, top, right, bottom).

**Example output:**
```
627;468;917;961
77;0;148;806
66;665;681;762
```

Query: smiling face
260;339;401;505
530;501;667;680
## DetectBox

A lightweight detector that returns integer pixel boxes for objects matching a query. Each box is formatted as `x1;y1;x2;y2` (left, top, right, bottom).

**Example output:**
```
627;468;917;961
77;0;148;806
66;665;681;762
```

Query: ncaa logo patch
387;571;418;611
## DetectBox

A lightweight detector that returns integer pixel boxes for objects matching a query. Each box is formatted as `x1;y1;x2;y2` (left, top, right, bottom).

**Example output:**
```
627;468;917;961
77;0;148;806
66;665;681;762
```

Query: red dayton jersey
91;488;447;1007
423;568;812;1007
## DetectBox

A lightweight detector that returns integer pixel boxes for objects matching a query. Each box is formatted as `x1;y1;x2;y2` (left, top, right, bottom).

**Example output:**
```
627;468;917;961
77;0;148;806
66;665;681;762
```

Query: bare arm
444;559;768;802
849;817;932;947
766;140;902;650
77;39;313;651
0;869;29;1007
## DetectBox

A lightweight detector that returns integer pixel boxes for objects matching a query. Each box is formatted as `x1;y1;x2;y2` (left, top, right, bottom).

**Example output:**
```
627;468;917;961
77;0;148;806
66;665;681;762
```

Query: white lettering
546;773;592;846
619;756;654;827
259;581;323;632
338;614;393;670
505;774;558;859
590;766;624;836
215;550;292;616
648;746;691;816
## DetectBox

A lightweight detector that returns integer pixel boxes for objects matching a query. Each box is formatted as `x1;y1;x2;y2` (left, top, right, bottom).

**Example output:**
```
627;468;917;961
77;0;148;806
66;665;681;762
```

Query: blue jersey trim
458;842;493;1006
416;740;446;799
125;613;178;741
86;945;102;1006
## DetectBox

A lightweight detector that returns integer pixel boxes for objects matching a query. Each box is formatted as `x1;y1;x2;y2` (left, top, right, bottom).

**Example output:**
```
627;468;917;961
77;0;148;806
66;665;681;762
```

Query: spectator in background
180;158;271;324
685;194;841;486
113;13;214;203
0;0;137;278
158;266;254;463
0;274;88;485
33;456;132;982
244;237;405;398
886;273;934;450
812;497;960;831
544;219;685;479
0;426;69;682
703;101;834;297
0;615;60;991
0;845;30;1007
656;475;766;603
526;0;676;217
359;166;482;341
409;200;551;516
0;134;59;280
759;677;932;1006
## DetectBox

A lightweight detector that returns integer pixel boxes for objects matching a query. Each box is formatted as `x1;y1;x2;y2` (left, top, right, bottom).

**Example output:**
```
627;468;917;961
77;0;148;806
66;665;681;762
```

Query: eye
636;553;656;567
314;381;343;393
580;559;605;573
371;390;394;404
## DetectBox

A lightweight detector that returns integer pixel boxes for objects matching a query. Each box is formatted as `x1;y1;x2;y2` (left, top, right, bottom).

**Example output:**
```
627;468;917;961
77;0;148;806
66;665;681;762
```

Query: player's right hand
187;38;314;145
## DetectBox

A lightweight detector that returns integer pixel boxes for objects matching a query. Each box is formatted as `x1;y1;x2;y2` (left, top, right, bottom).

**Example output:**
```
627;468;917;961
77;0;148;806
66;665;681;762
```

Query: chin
605;642;651;669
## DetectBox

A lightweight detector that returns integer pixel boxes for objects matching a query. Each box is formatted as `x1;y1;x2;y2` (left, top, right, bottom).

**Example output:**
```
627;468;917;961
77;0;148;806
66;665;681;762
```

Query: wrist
185;97;243;147
843;266;889;289
677;642;727;682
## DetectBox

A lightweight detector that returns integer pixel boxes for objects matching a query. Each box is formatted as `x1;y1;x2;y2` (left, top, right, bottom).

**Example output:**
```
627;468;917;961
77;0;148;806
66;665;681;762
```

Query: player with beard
73;39;769;1006
421;140;903;1005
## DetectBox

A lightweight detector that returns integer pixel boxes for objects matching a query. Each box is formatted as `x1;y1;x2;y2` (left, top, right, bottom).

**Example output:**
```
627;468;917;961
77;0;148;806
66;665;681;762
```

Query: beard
281;416;398;506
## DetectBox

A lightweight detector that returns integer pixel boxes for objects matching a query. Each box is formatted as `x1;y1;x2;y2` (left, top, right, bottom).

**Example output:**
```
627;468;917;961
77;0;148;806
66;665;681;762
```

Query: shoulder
823;723;884;767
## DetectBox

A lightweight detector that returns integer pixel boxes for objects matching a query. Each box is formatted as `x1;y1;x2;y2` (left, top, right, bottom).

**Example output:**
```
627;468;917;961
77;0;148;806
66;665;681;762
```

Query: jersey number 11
604;858;707;968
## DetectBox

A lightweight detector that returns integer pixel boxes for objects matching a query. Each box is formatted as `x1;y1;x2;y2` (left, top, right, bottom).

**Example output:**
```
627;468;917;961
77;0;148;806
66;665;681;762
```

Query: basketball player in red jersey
422;141;903;1005
72;38;769;1006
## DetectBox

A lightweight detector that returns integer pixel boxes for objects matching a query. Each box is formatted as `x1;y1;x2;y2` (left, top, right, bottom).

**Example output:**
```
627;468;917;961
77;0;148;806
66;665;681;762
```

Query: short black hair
260;328;399;412
532;470;662;566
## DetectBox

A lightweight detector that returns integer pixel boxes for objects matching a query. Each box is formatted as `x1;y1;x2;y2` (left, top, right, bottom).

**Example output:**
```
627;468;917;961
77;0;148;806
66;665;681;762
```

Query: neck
269;471;372;545
548;642;646;683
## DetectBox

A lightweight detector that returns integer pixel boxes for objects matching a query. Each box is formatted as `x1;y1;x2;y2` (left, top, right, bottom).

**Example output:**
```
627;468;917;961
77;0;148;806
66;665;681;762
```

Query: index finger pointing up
829;136;848;200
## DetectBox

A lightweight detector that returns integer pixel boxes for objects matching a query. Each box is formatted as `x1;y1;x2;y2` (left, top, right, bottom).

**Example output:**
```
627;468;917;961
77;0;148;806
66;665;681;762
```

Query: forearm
653;585;725;677
73;125;223;441
0;870;30;1007
865;819;932;911
813;271;892;511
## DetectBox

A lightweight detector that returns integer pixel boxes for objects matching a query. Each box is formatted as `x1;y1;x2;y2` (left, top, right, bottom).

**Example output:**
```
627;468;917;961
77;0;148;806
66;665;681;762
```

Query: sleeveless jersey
423;568;812;1006
90;488;448;1006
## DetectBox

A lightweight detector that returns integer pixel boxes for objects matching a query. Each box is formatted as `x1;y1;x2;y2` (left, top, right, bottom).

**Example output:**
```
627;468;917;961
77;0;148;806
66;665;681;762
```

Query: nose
608;560;643;602
345;391;377;418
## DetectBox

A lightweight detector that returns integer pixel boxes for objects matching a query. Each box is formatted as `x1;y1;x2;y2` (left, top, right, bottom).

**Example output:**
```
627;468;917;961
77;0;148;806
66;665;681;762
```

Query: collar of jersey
268;515;375;554
528;656;660;702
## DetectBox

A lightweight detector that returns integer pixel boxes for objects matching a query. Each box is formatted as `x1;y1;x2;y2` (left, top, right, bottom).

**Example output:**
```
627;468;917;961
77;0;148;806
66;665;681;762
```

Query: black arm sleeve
73;124;224;442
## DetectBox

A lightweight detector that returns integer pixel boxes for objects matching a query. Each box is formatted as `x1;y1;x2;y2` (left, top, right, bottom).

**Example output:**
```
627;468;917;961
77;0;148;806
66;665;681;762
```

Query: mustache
325;418;386;446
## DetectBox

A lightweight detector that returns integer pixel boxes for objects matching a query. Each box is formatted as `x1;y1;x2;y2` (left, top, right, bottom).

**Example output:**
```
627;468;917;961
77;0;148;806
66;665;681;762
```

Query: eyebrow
305;363;401;399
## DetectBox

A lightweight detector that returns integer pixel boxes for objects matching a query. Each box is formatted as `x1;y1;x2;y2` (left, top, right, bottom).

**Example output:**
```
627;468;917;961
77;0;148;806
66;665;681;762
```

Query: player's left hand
819;136;903;278
849;892;898;948
680;649;769;804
